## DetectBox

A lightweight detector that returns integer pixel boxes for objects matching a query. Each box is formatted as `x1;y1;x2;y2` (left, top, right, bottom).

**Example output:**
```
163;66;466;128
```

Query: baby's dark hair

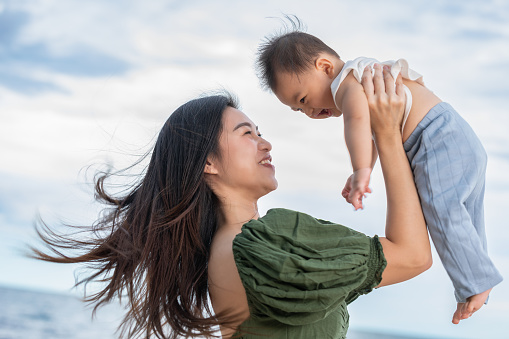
255;16;339;92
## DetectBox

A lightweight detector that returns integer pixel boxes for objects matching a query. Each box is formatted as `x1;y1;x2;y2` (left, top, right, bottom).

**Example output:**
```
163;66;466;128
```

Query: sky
0;0;508;338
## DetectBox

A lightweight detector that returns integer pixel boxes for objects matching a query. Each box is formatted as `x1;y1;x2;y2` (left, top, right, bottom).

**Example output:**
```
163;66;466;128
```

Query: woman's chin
269;178;279;192
270;179;279;191
260;178;278;197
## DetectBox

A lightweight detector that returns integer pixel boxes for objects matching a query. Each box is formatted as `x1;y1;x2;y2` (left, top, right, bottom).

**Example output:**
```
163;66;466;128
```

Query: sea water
0;285;447;339
0;285;120;339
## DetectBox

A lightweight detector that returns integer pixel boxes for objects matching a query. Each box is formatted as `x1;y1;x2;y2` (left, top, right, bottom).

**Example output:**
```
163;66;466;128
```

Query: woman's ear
204;158;219;175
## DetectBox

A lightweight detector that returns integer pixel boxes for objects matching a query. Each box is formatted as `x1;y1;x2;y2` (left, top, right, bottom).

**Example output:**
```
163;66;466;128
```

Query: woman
32;65;431;339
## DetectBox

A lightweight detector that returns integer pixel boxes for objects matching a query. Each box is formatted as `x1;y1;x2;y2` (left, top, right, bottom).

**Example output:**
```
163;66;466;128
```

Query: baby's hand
452;288;492;324
342;168;372;210
341;174;354;203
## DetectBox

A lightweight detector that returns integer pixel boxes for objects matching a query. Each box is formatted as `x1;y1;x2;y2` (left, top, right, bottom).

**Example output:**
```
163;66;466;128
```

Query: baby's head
256;27;342;119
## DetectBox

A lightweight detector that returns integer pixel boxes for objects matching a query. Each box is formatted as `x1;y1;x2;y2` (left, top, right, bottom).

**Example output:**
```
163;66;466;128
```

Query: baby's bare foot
452;288;492;324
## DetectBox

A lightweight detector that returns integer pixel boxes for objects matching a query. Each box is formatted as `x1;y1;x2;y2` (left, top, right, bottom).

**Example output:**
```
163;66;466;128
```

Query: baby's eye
300;97;305;104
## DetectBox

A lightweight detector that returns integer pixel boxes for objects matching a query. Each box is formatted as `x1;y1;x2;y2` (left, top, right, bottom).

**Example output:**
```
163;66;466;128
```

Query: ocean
0;285;448;339
0;285;120;339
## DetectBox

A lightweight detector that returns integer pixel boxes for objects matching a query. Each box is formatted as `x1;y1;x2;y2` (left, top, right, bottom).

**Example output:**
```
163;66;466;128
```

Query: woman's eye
300;97;305;104
244;130;262;137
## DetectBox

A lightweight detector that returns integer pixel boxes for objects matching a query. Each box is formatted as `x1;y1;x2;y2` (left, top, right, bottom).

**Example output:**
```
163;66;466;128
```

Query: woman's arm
361;64;432;287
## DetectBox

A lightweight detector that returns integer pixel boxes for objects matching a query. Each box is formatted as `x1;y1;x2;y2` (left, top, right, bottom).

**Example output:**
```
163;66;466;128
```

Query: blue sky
1;0;508;338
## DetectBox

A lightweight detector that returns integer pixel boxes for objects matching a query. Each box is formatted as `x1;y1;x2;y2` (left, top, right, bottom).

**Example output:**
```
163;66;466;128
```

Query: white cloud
1;1;508;338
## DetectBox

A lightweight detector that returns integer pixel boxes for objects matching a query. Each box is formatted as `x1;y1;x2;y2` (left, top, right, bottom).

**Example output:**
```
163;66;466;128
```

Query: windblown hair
31;93;239;338
255;16;339;92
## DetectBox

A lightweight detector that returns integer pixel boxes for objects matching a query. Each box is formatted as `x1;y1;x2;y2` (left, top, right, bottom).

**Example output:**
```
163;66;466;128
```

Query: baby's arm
339;74;376;210
370;139;379;168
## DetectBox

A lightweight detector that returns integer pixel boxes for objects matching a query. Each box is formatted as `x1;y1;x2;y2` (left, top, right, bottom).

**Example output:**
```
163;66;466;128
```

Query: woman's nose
259;136;272;151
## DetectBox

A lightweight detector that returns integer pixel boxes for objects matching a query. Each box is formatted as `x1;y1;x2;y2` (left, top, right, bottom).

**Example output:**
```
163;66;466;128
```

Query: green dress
232;208;386;339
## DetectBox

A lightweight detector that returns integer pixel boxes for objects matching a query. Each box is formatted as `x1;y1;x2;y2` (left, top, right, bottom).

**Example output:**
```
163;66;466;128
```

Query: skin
365;65;494;324
273;54;373;210
452;288;492;324
273;56;344;119
206;107;275;337
274;55;493;321
273;53;441;211
206;66;432;338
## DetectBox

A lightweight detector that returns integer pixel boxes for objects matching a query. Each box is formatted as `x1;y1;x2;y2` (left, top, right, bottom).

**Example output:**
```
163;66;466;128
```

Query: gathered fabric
231;208;386;338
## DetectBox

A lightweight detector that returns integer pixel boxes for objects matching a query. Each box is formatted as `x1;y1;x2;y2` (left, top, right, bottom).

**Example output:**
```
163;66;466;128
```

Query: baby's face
273;67;340;119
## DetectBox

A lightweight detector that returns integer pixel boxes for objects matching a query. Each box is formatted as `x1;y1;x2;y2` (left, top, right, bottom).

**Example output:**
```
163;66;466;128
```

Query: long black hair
31;93;239;338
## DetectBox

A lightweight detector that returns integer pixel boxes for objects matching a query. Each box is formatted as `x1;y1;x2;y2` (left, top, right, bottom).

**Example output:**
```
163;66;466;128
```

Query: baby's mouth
316;109;332;118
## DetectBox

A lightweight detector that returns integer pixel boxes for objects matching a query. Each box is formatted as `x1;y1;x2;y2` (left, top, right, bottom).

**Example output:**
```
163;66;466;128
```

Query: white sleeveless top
330;57;424;132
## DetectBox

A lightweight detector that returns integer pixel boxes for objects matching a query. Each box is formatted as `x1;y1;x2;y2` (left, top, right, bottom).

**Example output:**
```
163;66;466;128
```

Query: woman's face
207;107;277;200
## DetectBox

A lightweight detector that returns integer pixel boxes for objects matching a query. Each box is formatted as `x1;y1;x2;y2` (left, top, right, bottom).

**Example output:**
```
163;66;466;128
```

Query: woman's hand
361;64;406;140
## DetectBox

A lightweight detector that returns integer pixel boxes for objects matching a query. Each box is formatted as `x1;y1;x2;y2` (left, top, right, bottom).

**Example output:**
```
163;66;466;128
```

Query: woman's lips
259;157;275;169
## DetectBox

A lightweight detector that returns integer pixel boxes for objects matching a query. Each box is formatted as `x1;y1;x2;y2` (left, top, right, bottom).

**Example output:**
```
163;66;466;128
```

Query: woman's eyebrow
233;122;258;132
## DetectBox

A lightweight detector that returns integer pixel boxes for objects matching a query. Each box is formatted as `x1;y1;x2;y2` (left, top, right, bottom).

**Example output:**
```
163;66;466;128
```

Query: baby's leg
405;103;503;307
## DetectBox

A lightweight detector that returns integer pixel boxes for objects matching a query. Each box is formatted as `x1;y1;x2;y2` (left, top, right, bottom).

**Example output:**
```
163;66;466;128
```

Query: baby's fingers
352;200;363;211
349;190;364;210
342;188;351;202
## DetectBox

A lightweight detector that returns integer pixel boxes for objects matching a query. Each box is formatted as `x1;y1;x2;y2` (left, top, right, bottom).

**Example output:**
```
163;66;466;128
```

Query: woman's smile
259;155;274;170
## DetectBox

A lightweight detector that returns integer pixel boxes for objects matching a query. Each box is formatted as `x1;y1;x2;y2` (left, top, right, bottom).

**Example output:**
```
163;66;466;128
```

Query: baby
255;28;503;323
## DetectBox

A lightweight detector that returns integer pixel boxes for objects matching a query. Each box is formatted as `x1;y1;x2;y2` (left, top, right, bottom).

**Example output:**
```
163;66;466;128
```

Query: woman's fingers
372;63;385;96
361;62;406;138
395;73;404;97
382;66;395;95
361;66;374;98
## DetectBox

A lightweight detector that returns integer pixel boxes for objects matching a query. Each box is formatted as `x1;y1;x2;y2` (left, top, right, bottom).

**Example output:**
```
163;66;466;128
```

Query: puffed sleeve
232;208;386;326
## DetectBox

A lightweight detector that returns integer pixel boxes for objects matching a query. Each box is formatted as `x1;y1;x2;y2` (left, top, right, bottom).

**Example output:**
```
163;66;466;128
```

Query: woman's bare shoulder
208;228;249;336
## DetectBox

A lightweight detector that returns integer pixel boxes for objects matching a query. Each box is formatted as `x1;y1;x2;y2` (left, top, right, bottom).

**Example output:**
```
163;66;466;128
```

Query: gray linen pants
404;102;503;302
